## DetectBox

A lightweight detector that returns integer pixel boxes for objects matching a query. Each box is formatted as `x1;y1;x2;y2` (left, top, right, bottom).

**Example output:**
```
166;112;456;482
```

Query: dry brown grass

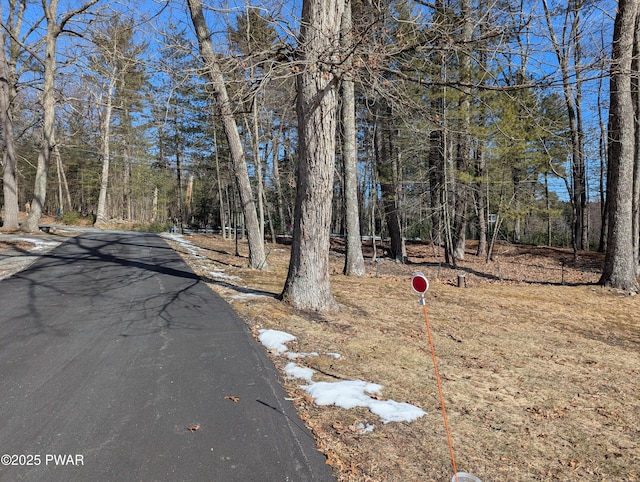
166;234;640;482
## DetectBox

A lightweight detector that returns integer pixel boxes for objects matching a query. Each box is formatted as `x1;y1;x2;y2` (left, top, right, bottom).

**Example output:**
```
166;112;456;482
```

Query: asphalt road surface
0;231;334;482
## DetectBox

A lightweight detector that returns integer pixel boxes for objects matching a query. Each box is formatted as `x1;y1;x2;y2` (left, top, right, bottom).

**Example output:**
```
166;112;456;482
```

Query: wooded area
1;0;639;307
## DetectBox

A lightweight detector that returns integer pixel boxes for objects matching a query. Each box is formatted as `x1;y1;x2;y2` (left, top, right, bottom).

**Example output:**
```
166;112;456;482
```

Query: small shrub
133;221;171;233
60;211;80;225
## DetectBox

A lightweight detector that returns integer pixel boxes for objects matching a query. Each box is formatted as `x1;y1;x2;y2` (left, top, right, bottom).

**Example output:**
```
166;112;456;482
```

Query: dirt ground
165;234;639;482
1;229;637;481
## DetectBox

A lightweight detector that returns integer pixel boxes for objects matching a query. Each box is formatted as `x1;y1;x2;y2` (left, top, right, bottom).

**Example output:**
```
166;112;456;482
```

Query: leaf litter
165;233;640;482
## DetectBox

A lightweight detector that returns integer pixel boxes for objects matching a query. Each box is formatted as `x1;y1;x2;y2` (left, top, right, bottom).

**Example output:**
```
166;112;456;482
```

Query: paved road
0;231;333;482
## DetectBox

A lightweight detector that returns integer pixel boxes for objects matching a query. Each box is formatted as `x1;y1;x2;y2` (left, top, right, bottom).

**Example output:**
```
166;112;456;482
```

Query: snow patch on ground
284;362;315;383
208;271;241;280
286;351;319;360
258;329;297;354
258;328;426;426
12;237;61;251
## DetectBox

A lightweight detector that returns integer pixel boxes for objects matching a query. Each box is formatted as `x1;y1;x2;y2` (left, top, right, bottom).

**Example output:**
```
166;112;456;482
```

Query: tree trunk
22;0;98;232
341;0;365;277
152;187;158;223
0;19;19;231
95;73;116;227
22;12;57;232
512;166;522;242
280;0;344;311
632;12;640;273
174;108;183;233
452;0;472;261
600;0;640;292
598;60;609;253
250;97;265;240
123;144;132;221
429;129;444;249
475;144;487;257
213;126;227;238
271;130;286;234
188;0;266;269
374;103;403;261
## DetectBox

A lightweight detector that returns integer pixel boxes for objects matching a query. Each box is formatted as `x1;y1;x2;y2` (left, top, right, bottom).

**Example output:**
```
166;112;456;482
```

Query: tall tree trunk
123;146;132;221
95;73;116;227
632;12;640;273
271;129;286;234
280;0;344;311
429;129;444;250
341;0;365;276
22;0;98;232
598;54;609;253
512;166;522;242
55;147;64;215
55;146;72;212
374;103;403;261
174;108;184;233
213;126;227;238
0;13;19;231
152;186;158;223
185;175;194;225
475;144;487;257
600;0;640;292
247;93;264;241
187;0;266;269
22;11;57;232
452;0;472;261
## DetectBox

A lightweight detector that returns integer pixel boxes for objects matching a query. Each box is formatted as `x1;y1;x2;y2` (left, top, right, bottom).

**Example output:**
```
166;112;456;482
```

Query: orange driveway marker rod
412;272;459;482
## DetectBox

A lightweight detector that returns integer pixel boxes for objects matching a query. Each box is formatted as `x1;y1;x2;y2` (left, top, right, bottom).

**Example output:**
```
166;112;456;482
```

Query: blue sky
4;0;616;204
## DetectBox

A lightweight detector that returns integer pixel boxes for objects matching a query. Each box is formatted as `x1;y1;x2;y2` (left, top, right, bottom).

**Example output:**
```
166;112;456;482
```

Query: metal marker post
412;273;459;482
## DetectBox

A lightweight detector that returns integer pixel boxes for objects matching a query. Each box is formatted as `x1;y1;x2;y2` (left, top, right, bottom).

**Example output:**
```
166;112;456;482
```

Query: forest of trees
1;0;639;307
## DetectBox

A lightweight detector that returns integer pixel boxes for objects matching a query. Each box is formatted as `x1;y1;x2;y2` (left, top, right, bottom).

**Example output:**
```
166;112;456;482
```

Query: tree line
1;0;639;309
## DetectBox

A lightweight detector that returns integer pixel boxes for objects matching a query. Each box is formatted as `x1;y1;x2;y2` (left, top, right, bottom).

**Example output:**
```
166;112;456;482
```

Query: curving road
0;231;333;482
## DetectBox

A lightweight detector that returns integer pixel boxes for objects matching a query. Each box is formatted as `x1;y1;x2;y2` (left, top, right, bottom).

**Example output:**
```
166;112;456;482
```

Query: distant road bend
0;231;334;482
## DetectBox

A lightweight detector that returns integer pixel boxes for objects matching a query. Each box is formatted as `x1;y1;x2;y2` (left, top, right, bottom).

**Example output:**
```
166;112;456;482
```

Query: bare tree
21;0;99;233
600;0;640;292
280;0;345;310
88;15;147;226
0;0;25;231
542;0;589;252
93;58;116;226
341;0;365;277
451;0;473;260
187;0;266;269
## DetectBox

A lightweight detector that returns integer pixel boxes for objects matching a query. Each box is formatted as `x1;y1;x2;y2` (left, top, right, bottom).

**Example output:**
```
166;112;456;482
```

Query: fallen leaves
225;395;240;403
332;421;371;435
169;234;640;482
187;424;200;432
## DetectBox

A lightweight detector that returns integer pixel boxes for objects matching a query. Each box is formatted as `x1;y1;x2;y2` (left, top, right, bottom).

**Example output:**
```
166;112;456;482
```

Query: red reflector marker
412;272;429;295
